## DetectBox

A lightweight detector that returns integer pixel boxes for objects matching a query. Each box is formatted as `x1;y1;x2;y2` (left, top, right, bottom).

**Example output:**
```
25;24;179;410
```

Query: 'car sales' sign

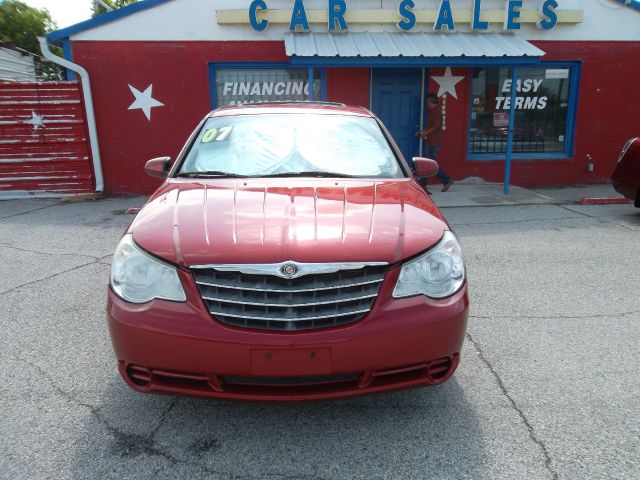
240;0;578;32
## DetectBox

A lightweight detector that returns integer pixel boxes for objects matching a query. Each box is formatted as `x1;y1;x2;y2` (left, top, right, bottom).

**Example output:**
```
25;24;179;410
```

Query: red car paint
612;137;640;207
108;104;469;401
130;179;447;267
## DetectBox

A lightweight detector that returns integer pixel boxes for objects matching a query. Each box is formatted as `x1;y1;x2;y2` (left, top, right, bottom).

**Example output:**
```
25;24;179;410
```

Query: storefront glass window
469;66;573;157
214;68;321;106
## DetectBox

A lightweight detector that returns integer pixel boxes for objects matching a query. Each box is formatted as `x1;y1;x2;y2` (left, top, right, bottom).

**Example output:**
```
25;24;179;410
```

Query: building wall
325;68;370;106
71;0;640;42
73;39;640;194
72;41;287;194
427;41;640;187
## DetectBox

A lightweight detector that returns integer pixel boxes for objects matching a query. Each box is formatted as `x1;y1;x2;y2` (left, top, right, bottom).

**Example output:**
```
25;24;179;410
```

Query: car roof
208;102;373;118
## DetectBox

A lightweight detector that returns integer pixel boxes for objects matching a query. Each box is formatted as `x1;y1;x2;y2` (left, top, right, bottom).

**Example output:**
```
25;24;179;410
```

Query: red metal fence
0;81;94;197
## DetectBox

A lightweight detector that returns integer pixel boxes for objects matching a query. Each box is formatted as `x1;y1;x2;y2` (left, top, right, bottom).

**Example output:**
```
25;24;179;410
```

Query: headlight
110;234;186;303
393;231;465;299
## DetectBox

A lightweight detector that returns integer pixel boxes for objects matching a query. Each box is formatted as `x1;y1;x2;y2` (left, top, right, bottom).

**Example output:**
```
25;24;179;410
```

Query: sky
23;0;93;29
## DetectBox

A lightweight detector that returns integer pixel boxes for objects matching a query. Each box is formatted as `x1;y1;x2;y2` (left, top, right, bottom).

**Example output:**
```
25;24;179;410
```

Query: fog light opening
126;364;152;388
425;354;459;382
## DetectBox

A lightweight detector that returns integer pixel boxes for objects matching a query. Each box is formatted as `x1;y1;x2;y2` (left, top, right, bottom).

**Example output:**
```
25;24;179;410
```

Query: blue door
371;68;423;163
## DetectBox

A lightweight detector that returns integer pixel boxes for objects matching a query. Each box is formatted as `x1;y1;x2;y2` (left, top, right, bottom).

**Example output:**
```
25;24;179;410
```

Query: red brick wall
325;68;370;107
72;41;287;194
533;41;640;185
72;40;640;193
429;42;640;186
425;67;470;186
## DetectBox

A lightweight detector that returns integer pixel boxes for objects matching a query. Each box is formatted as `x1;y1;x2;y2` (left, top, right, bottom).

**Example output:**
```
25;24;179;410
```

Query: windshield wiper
258;171;358;178
177;171;249;178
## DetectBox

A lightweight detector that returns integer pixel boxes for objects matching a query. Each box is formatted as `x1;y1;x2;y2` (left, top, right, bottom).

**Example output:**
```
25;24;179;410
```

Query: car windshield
179;113;404;178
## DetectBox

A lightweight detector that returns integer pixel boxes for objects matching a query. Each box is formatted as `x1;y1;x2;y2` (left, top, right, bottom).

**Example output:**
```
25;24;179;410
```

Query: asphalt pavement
1;192;638;480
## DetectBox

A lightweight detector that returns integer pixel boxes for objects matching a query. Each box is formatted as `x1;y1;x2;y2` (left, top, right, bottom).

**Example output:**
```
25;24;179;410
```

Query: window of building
468;65;578;158
211;66;322;107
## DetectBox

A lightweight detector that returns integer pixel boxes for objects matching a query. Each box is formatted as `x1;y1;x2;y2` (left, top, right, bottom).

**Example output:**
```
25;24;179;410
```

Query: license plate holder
250;348;331;376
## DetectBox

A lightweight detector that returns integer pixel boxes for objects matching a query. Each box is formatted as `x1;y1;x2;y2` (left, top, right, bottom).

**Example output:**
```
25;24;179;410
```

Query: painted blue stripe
564;62;581;159
468;153;572;161
613;0;640;11
62;38;75;81
320;67;327;101
290;56;541;67
308;66;314;100
209;64;218;111
46;0;174;43
503;65;518;195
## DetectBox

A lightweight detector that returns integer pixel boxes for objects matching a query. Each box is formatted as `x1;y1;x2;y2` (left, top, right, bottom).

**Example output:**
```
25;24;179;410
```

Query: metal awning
284;32;545;66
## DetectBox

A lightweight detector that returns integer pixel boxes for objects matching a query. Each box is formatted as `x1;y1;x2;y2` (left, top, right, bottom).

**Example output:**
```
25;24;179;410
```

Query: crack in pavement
452;215;585;227
150;398;178;439
466;332;558;480
470;310;640;320
0;242;102;262
13;352;182;466
557;205;640;232
14;353;330;480
0;201;65;220
0;256;111;297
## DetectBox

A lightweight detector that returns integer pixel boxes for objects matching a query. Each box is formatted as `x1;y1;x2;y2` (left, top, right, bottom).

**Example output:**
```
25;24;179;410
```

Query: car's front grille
192;266;387;331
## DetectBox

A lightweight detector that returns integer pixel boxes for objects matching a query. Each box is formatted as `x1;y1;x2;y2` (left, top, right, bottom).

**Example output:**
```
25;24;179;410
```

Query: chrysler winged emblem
281;263;299;278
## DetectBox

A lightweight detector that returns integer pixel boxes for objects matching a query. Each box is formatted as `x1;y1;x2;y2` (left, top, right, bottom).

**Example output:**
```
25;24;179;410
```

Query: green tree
0;0;56;55
91;0;138;17
0;0;62;80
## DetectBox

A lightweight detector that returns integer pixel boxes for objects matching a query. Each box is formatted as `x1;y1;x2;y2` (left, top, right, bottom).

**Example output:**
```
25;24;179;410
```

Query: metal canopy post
504;65;519;195
308;66;314;101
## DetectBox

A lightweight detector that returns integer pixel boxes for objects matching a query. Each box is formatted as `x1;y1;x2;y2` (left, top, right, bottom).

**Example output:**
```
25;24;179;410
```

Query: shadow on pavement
70;376;486;479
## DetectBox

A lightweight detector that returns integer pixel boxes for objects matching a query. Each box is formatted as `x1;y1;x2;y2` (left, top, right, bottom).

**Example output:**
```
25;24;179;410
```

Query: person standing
417;93;454;192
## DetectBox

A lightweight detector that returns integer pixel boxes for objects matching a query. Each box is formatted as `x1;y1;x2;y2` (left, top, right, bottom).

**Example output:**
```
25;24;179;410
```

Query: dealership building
42;0;640;195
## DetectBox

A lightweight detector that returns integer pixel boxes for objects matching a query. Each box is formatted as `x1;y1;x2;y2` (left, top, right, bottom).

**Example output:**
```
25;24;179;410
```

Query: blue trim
290;56;541;67
564;61;581;158
320;67;327;101
469;152;573;161
504;65;518;195
308;66;314;100
209;64;218;111
210;62;293;69
613;0;640;12
46;0;174;43
62;38;75;81
467;61;581;162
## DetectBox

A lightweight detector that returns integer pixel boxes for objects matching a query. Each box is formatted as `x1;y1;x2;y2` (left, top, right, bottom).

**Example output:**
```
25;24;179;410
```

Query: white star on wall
24;111;47;130
431;67;465;100
128;84;164;121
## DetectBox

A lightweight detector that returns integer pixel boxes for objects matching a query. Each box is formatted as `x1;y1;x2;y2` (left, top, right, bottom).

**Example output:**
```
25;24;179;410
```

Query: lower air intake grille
192;266;386;331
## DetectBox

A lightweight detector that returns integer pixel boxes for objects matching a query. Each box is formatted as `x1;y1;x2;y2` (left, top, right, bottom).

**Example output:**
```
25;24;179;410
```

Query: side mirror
412;157;440;178
144;157;172;179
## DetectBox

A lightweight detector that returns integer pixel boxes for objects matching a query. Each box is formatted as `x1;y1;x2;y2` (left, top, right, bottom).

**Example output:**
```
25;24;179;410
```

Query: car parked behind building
612;137;640;207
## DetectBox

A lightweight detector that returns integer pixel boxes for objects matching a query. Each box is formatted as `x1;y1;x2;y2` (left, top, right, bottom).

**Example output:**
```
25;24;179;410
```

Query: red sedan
107;103;468;401
612;137;640;207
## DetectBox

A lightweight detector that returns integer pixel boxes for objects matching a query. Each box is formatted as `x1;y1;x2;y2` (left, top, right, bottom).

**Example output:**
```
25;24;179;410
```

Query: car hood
130;179;448;266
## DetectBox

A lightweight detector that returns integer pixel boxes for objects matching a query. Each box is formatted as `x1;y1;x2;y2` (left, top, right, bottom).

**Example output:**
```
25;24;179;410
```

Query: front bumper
107;268;469;401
